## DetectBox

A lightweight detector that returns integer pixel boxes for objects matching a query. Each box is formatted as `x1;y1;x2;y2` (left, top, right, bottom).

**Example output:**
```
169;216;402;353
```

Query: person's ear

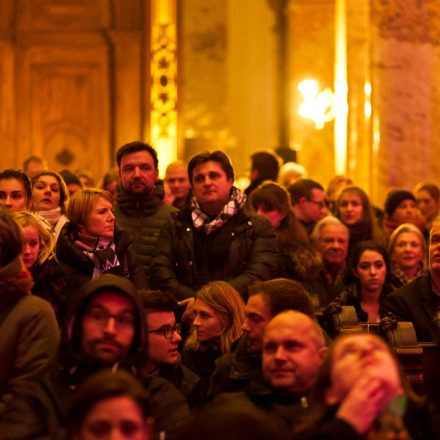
318;346;328;361
298;196;308;208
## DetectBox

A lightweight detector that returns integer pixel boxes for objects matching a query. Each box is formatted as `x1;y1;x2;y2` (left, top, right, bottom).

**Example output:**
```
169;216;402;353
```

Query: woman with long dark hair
335;185;387;253
340;241;394;322
250;182;322;290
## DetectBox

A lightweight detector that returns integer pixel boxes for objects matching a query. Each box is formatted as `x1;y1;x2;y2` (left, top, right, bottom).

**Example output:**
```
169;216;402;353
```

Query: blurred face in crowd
67;183;82;196
242;293;272;352
75;396;150;440
392;231;423;273
146;310;181;366
316;223;349;267
416;189;439;223
429;224;440;275
192;299;222;343
353;250;386;294
391;199;417;224
255;206;285;229
191;161;233;216
325;333;401;406
338;191;363;226
165;164;191;201
119;150;158;194
81;292;135;364
25;160;45;179
83;197;115;239
32;175;61;211
262;312;325;393
0;178;28;212
21;225;40;269
299;188;327;224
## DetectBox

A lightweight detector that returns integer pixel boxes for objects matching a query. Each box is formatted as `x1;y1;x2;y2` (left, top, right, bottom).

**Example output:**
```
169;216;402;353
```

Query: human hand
336;376;386;434
178;297;196;324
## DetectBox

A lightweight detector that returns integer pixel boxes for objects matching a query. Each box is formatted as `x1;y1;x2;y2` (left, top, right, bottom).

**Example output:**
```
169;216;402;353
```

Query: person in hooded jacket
56;188;147;295
0;207;61;439
52;274;190;440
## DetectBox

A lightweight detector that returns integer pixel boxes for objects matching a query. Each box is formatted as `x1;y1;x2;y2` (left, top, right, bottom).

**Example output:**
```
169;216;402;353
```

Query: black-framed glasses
147;323;181;339
85;306;135;329
306;198;326;209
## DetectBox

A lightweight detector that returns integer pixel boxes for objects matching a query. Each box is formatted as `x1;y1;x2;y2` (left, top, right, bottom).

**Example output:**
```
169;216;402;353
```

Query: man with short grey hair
309;216;349;307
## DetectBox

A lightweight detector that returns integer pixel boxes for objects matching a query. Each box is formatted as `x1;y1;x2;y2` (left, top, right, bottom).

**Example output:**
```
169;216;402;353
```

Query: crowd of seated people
1;145;440;439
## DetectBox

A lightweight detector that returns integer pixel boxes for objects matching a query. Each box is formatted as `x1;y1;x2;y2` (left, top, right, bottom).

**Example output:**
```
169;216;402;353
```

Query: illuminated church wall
1;0;439;202
180;0;277;178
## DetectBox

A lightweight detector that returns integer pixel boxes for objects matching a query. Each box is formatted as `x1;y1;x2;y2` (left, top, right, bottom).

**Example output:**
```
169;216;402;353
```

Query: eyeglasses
306;198;327;209
85;306;134;329
147;323;181;339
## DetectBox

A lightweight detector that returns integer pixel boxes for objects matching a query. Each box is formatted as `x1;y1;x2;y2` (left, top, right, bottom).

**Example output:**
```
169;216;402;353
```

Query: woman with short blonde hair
56;188;147;294
388;223;426;286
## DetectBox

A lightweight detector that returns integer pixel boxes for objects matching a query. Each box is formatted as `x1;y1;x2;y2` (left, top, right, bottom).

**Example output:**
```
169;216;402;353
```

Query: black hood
60;274;146;370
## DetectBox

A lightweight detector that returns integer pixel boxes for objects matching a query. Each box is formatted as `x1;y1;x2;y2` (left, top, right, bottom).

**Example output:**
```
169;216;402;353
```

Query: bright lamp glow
298;79;335;130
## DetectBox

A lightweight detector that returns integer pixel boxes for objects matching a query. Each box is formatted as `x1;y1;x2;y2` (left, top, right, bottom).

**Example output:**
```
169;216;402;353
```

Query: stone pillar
370;0;440;205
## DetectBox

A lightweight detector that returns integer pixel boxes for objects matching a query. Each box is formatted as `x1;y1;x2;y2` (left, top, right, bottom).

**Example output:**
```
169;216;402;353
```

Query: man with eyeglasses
288;178;328;236
141;290;203;407
52;274;190;440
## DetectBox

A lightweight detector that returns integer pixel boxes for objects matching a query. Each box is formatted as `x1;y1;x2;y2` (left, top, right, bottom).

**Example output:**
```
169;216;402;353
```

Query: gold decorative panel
15;38;111;176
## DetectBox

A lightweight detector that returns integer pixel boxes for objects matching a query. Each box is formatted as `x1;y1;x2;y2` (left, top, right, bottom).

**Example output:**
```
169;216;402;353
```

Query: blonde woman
55;188;147;294
182;281;246;380
15;210;67;319
388;223;427;288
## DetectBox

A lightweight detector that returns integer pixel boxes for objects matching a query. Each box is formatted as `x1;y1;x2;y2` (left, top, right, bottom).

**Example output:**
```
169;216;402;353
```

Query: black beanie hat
385;190;415;218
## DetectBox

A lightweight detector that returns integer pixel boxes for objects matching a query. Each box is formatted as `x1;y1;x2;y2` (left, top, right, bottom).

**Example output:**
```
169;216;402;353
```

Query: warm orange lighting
150;0;178;176
297;79;335;130
334;0;348;175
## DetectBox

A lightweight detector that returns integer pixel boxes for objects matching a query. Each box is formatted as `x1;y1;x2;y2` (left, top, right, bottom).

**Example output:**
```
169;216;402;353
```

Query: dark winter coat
382;273;440;343
55;221;148;295
149;205;280;299
114;181;177;272
208;336;262;398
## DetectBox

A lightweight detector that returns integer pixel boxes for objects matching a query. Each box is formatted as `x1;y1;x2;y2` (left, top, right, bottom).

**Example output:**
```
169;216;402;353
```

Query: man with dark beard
114;141;176;274
53;274;190;440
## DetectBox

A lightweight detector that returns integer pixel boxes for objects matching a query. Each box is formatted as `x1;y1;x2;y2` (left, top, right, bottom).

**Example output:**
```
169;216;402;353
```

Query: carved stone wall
180;0;277;177
0;0;147;182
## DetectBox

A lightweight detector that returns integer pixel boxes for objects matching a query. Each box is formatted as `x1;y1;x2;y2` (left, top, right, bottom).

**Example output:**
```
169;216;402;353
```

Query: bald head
165;160;191;203
262;311;326;393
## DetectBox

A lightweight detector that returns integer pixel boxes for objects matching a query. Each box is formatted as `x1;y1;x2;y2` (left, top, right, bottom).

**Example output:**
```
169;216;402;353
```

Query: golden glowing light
297;79;335;130
334;0;348;175
150;0;178;176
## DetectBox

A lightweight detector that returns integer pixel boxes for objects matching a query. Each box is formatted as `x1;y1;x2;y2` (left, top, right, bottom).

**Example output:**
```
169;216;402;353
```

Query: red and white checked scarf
191;187;246;235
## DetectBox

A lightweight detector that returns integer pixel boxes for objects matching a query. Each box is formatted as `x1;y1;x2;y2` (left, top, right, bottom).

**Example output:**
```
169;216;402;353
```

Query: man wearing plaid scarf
150;151;280;300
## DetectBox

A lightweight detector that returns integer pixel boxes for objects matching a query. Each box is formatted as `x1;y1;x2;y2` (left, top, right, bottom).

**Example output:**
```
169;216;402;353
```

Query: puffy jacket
150;205;280;300
113;181;177;272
